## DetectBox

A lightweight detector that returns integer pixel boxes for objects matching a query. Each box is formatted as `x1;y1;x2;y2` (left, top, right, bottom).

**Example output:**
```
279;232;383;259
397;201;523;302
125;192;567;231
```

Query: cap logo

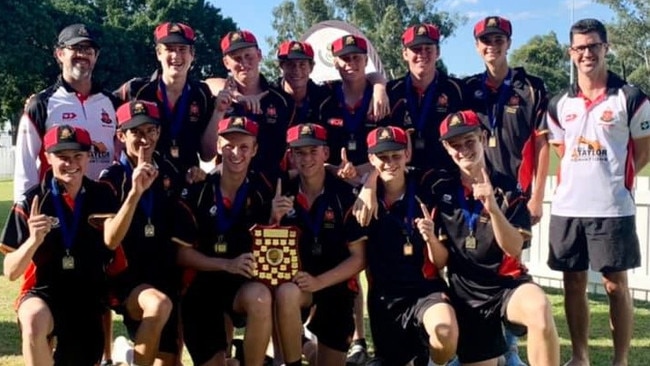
487;17;498;27
232;117;244;126
450;115;462;126
417;26;427;35
77;26;89;37
133;102;146;115
291;42;302;51
231;32;242;41
300;125;312;135
345;36;355;45
379;129;392;140
169;24;181;33
60;127;73;140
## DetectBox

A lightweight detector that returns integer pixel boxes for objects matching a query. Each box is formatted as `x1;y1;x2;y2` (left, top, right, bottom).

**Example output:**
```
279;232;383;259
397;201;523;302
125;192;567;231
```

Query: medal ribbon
297;193;328;244
405;73;437;133
335;83;373;135
213;180;249;234
159;80;191;142
50;177;84;251
457;186;483;235
119;152;154;220
482;68;512;134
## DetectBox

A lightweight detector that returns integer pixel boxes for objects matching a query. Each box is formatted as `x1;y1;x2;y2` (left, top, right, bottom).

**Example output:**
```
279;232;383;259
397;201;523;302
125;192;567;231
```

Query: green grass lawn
1;179;649;365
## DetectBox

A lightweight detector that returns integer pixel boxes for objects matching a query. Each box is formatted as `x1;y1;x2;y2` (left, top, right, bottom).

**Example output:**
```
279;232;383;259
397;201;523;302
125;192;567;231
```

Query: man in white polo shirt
546;18;650;366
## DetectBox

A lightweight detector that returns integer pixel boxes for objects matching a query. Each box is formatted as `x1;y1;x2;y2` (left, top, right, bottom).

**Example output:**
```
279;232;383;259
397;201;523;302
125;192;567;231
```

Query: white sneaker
111;336;134;365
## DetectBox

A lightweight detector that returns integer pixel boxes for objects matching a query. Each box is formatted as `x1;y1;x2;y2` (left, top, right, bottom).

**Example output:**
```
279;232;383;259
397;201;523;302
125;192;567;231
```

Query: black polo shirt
317;80;379;166
363;169;446;297
277;172;364;291
99;151;184;294
430;168;531;306
463;67;548;193
172;171;272;282
384;72;465;171
226;75;291;181
0;173;117;309
115;73;215;174
271;78;331;127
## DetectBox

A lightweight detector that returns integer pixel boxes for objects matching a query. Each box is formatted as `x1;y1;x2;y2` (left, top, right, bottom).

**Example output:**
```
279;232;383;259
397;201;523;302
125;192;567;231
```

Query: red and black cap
218;116;259;136
57;23;99;48
154;22;196;45
116;101;160;131
287;123;327;147
277;41;314;61
402;24;440;48
220;30;258;54
367;126;408;154
439;110;482;141
44;125;92;153
473;16;512;39
331;35;368;57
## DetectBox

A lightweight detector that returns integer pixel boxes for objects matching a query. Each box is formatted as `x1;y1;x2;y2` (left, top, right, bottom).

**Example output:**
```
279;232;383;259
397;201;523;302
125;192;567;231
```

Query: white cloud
465;10;490;20
446;0;479;9
504;11;540;21
565;0;592;10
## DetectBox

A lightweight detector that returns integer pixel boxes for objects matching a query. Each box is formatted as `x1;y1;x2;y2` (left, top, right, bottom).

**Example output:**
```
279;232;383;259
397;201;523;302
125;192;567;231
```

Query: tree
0;0;237;131
265;0;465;79
509;31;570;96
595;0;650;93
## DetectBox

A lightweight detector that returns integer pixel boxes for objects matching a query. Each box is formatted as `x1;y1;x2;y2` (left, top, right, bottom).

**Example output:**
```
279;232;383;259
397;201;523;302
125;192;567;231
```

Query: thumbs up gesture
337;147;357;180
271;178;294;224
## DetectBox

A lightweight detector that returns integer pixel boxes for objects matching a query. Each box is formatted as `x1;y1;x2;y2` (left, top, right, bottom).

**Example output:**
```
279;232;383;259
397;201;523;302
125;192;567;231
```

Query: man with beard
14;23;119;202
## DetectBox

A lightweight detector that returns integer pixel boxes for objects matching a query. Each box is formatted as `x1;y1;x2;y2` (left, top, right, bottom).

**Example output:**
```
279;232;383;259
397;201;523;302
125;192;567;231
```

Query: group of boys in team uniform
2;11;648;366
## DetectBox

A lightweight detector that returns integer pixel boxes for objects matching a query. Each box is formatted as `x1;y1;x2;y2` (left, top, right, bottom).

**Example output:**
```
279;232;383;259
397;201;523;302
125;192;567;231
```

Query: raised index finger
480;167;491;184
415;195;431;219
275;178;282;198
340;147;348;163
138;146;147;165
30;195;40;216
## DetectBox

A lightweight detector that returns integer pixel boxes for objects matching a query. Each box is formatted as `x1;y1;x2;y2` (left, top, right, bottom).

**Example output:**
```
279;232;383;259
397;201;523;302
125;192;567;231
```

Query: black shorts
548;215;641;273
452;285;527;363
306;286;355;352
367;290;448;365
121;298;179;355
19;291;104;365
180;274;248;364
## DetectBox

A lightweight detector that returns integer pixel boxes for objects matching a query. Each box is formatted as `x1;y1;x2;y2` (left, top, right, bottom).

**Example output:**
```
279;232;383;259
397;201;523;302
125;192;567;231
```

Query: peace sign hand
27;195;51;246
414;196;436;243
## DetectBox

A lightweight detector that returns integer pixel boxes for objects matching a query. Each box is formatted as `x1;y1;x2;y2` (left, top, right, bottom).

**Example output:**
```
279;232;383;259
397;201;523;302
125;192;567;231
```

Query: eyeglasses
63;44;97;54
570;42;606;54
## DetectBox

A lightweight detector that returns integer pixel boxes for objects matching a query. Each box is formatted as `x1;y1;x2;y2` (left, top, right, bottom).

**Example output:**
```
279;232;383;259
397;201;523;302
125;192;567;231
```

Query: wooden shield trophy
250;224;301;286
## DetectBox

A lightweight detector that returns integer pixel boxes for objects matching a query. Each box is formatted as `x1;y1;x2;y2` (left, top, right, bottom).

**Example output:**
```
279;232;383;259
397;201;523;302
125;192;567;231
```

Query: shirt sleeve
0;198;31;253
546;95;564;144
13;101;44;203
626;88;650;139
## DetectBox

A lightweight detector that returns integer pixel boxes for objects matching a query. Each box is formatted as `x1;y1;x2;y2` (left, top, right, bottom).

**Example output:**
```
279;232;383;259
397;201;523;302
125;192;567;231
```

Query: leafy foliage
0;0;237;131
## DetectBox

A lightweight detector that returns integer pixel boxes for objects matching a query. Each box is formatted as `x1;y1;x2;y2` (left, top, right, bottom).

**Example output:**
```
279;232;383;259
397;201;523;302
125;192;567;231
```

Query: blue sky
211;0;615;76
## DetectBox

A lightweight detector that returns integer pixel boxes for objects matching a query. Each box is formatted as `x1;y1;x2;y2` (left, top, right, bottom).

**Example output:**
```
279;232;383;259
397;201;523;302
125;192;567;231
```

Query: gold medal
170;145;180;158
214;235;227;254
403;240;413;256
465;234;477;249
62;255;75;270
488;135;497;147
414;137;425;150
144;222;155;237
347;139;357;151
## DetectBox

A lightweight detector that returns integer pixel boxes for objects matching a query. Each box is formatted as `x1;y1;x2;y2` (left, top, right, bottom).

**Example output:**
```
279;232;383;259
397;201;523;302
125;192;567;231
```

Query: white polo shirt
547;72;650;217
